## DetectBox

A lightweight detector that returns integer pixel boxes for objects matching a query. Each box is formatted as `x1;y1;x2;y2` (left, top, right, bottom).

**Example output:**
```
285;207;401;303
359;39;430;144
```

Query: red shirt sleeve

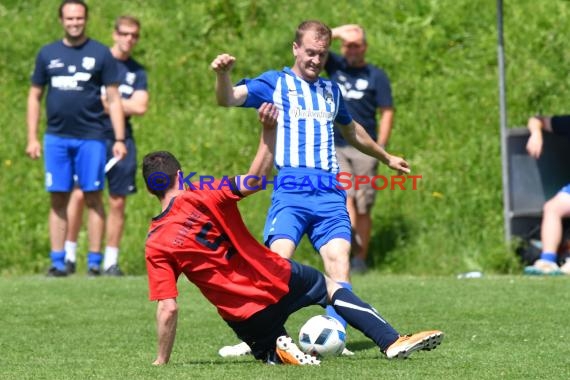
146;246;180;301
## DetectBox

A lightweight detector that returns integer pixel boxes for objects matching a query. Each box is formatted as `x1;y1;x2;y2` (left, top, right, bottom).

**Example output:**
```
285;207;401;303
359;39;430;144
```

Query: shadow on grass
365;213;411;270
345;339;378;353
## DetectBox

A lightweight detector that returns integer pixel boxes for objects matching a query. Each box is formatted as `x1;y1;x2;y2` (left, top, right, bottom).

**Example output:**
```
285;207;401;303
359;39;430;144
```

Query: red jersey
145;179;291;321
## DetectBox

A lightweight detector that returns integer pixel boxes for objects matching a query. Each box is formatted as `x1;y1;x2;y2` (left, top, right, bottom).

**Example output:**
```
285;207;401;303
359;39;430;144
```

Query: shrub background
2;0;569;275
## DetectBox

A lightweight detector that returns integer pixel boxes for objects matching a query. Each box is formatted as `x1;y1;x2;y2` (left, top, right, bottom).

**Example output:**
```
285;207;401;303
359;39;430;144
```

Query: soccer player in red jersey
143;103;443;365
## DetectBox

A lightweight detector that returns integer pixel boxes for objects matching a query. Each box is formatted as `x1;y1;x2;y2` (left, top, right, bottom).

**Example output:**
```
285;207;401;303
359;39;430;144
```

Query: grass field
2;274;569;379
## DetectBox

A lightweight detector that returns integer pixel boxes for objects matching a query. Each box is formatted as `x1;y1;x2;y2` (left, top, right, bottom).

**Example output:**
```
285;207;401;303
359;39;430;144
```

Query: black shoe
104;264;124;276
65;260;76;274
87;266;101;277
47;266;68;277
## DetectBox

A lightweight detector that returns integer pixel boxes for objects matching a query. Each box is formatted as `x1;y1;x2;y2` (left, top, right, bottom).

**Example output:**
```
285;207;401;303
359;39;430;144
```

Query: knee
83;192;103;209
543;197;564;217
51;193;70;210
109;196;126;212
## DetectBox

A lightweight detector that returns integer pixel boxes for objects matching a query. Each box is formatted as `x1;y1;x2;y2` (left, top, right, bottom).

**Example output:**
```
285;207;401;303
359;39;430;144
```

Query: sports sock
64;240;77;263
103;246;119;270
87;252;103;269
50;250;66;271
326;282;351;328
331;287;399;351
539;252;557;263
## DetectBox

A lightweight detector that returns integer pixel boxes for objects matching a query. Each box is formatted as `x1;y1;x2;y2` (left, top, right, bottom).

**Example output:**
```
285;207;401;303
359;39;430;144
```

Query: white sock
103;246;119;270
64;241;77;263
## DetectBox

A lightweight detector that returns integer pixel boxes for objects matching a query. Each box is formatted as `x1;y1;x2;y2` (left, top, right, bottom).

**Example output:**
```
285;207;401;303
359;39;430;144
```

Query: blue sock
87;252;103;269
331;287;399;351
539;252;557;263
326;282;352;328
50;250;66;271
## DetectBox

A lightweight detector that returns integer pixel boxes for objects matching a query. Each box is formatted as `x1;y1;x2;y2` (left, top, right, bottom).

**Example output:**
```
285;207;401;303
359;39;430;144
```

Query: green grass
1;274;569;379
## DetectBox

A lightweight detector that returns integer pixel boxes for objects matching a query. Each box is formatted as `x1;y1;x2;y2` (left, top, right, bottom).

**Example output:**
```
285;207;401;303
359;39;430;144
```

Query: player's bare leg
103;194;126;276
64;187;84;274
47;192;70;276
83;191;105;275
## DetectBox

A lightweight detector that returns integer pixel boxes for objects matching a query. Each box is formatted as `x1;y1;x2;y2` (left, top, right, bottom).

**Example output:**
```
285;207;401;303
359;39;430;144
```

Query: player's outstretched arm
210;53;248;107
235;102;278;197
337;120;410;173
153;298;178;365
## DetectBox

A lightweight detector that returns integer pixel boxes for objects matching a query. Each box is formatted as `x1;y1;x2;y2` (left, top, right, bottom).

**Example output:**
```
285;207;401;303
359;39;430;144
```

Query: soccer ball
298;315;346;357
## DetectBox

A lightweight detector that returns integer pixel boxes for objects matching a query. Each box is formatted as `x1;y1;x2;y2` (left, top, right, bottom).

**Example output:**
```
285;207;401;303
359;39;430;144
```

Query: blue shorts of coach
44;134;106;192
105;138;137;196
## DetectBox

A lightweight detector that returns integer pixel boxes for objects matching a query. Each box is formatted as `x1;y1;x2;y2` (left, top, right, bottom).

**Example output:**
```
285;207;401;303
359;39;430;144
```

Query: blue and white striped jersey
238;67;352;174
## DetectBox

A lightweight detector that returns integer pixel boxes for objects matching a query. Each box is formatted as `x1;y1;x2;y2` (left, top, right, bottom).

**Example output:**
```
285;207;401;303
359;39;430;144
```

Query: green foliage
1;275;570;379
2;0;567;275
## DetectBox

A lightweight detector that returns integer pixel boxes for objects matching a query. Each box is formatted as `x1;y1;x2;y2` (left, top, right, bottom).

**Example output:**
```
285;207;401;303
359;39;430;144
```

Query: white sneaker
523;259;562;276
275;336;320;365
341;347;355;356
560;259;570;275
218;341;252;357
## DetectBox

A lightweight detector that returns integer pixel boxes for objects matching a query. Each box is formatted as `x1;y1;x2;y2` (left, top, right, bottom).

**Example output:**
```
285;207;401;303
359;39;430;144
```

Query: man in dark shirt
25;0;126;276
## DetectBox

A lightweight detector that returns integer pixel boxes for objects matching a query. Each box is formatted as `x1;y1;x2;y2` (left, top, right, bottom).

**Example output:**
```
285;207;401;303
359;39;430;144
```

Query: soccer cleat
341;347;355;356
385;330;444;359
104;265;124;277
523;259;562;276
218;342;252;357
47;266;68;277
87;266;101;277
65;260;76;275
275;336;320;365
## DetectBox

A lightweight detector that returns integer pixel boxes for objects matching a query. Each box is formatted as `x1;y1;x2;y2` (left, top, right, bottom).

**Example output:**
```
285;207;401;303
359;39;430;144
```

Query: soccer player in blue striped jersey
211;20;410;357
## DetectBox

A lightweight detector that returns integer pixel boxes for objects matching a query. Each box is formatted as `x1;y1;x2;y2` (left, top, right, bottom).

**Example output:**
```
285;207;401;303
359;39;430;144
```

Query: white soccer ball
298;315;346;357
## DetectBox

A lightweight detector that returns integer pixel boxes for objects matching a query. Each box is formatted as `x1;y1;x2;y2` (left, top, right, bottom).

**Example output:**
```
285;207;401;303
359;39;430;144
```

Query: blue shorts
44;134;106;192
225;260;327;360
106;138;137;196
263;167;352;251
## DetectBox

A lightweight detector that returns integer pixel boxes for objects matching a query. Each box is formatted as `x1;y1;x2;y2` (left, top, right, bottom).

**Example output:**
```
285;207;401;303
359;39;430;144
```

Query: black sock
331;288;399;351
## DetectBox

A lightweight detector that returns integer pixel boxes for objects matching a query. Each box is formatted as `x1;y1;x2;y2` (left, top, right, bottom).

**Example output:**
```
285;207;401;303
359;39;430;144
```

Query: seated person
524;115;570;275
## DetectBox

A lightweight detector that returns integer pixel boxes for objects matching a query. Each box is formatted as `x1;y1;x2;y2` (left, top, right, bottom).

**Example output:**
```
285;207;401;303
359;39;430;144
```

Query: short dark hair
295;20;331;46
114;15;141;31
59;0;88;19
142;151;182;199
